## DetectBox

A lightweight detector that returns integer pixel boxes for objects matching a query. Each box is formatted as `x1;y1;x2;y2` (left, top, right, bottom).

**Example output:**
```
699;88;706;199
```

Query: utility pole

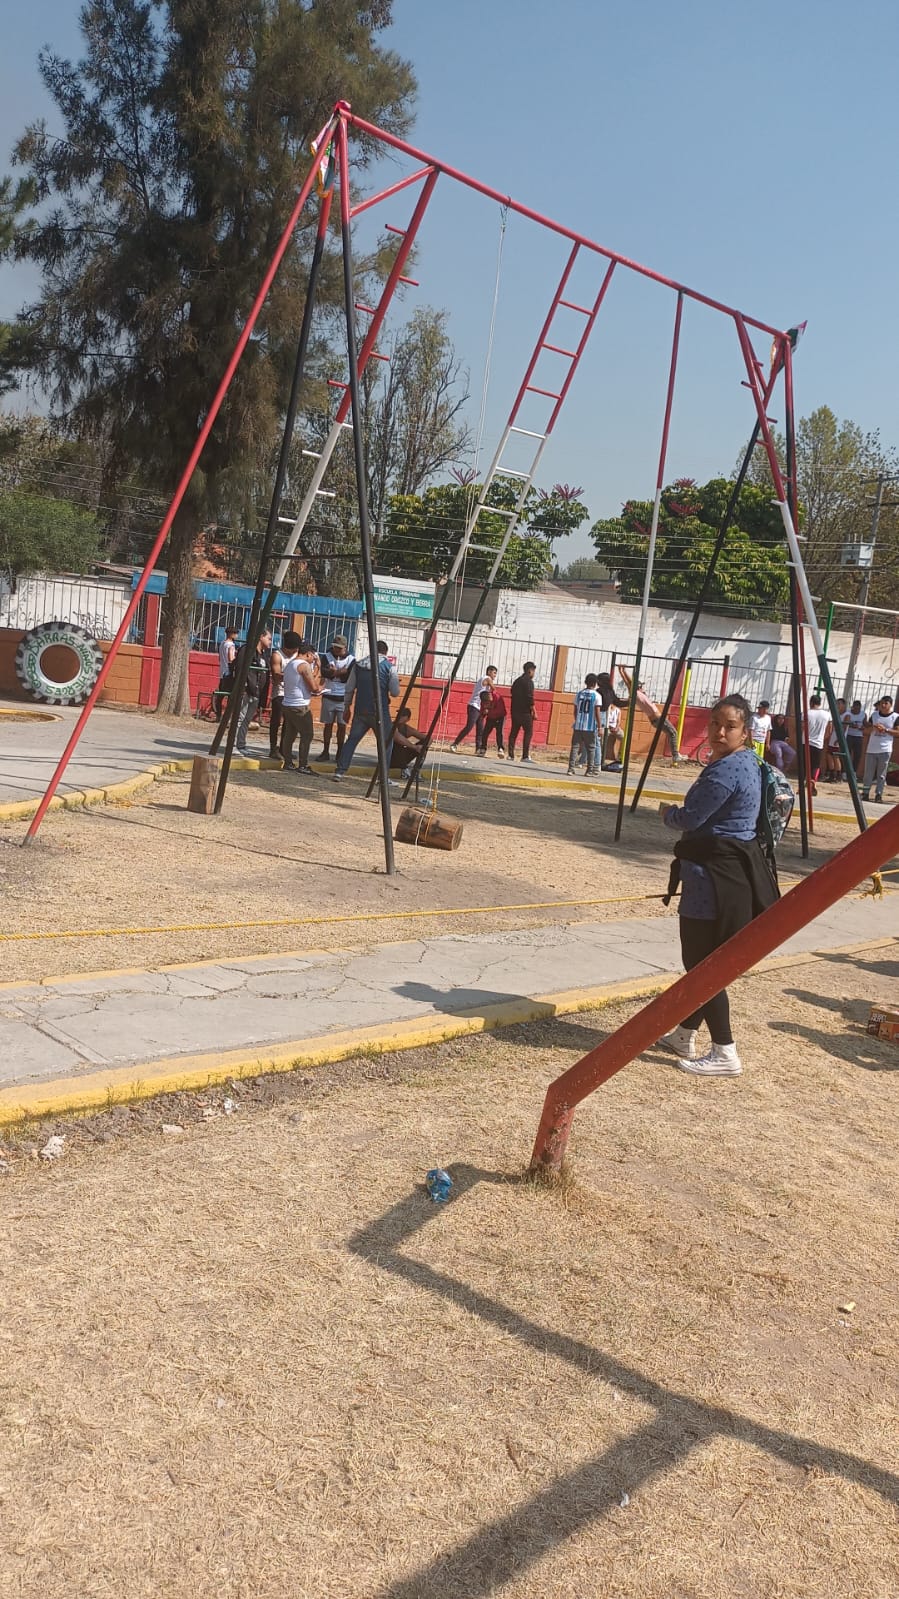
843;472;891;701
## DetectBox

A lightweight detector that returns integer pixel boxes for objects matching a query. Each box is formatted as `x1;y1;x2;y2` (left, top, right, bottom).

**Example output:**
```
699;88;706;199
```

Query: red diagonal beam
530;804;899;1172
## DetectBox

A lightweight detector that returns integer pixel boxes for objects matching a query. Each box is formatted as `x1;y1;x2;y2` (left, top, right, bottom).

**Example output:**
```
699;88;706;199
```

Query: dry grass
0;766;859;984
1;953;897;1598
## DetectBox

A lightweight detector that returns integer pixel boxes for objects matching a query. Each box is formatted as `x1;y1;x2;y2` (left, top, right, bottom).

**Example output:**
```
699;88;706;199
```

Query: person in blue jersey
656;693;778;1078
567;673;601;776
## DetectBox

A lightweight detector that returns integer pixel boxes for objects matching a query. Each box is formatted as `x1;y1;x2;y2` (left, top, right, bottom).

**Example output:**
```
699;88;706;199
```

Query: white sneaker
676;1043;742;1077
659;1024;698;1060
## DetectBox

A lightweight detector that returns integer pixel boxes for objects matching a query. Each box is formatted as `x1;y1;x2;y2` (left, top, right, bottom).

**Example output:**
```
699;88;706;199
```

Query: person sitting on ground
389;707;427;778
333;641;400;780
568;673;600;776
280;633;322;774
451;666;497;752
768;711;796;774
862;694;899;804
508;662;537;763
656;693;778;1078
318;633;355;764
476;684;507;757
618;665;684;761
750;699;772;760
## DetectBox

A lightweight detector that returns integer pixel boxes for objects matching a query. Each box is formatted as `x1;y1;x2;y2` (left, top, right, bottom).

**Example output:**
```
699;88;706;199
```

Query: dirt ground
1;952;897;1598
0;765;865;983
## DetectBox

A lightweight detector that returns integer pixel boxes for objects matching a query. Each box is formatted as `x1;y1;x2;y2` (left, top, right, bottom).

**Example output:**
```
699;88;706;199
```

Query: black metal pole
784;395;810;857
211;187;334;808
629;418;762;812
337;119;396;874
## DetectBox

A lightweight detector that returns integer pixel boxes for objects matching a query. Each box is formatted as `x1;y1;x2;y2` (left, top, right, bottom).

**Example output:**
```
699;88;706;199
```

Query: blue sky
2;0;898;562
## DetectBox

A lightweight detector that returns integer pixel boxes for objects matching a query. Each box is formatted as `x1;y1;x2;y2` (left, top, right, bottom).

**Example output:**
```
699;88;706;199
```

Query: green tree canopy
8;0;415;711
377;480;590;591
591;477;789;618
0;491;99;583
743;405;899;615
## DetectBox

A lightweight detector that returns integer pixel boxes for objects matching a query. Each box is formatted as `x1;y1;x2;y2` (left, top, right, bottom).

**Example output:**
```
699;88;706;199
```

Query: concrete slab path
2;895;896;1105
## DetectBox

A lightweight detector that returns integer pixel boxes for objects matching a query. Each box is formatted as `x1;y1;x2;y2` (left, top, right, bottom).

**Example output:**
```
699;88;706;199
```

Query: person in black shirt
508;662;537;762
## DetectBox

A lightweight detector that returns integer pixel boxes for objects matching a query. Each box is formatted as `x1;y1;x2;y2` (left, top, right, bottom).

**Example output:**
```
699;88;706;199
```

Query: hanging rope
425;203;509;818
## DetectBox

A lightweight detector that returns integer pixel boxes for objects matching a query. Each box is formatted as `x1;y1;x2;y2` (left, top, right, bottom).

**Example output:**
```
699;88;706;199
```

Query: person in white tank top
280;632;321;773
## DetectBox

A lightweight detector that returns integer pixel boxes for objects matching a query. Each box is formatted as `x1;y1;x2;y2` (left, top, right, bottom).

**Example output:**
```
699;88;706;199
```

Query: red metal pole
531;799;899;1172
23;113;339;843
720;655;730;696
343;109;785;341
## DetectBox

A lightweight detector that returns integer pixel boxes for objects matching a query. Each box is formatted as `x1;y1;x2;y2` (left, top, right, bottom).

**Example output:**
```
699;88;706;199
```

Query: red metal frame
23;99;798;845
531;802;899;1172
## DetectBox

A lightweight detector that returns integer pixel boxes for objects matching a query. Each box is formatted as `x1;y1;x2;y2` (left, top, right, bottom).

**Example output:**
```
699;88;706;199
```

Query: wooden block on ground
187;755;221;815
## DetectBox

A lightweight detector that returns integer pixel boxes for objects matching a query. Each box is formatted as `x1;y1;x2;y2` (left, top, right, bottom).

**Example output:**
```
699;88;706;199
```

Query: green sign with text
372;577;435;621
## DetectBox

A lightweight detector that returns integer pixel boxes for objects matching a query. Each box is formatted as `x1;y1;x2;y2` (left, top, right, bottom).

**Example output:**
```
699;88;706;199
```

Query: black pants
679;916;733;1045
509;715;532;758
268;696;284;755
452;705;481;745
477;713;505;751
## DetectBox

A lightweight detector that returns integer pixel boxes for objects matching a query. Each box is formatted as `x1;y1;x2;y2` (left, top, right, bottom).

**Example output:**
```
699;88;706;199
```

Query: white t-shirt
469;676;495;711
867;709;899;756
282;655;313;709
606;705;620;732
750;712;772;744
845;710;865;736
805;708;830;748
321;651;355;701
218;637;237;677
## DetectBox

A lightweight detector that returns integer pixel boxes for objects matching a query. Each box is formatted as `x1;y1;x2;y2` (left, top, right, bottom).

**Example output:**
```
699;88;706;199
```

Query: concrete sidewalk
2;895;896;1123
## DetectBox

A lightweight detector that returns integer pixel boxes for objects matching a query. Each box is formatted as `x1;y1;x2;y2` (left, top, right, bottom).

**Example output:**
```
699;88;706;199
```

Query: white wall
0;574;131;638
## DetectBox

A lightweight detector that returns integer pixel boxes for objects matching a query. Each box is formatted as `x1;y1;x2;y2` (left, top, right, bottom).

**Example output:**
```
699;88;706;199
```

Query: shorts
320;695;348;726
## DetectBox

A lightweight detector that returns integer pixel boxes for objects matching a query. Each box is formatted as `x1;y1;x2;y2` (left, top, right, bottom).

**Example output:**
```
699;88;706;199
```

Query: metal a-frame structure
26;100;865;873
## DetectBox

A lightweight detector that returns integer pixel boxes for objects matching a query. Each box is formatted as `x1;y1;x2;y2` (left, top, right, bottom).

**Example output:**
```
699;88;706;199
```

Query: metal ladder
386;243;617;803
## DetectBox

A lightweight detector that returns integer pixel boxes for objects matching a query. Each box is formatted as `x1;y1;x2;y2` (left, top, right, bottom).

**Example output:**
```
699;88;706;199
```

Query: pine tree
9;0;415;711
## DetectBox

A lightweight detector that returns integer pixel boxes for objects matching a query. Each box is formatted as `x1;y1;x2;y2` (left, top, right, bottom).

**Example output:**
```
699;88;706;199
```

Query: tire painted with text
14;620;104;705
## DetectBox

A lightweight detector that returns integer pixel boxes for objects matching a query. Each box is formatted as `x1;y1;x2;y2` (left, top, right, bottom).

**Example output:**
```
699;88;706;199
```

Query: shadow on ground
348;1165;899;1599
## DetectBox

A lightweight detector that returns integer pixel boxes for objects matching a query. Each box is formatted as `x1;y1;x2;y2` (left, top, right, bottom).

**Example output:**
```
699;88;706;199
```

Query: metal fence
429;626;556;690
1;575;131;638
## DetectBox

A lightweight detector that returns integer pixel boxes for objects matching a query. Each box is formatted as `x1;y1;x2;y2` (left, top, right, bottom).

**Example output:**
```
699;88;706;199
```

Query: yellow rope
0;892;668;946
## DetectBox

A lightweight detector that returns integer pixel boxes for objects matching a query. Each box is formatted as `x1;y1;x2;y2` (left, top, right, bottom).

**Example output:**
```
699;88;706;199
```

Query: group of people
567;665;682;776
216;628;424;782
449;663;540;762
749;693;899;802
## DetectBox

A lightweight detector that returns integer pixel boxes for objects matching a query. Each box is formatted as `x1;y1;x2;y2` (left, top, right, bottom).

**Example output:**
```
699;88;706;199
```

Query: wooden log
187;755;221;815
394;806;463;852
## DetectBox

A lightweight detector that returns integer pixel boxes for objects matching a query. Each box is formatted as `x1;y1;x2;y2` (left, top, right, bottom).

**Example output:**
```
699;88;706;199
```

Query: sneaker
676;1043;742;1077
236;746;249;756
332;771;345;781
450;744;460;753
402;765;413;780
874;794;884;804
299;766;318;775
281;761;297;771
507;753;515;762
861;790;870;801
606;761;623;772
476;749;486;757
521;756;536;765
659;1024;698;1060
497;749;505;759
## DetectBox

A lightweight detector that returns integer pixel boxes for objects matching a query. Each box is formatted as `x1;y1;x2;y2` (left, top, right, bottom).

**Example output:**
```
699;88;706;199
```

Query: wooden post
188;755;221;815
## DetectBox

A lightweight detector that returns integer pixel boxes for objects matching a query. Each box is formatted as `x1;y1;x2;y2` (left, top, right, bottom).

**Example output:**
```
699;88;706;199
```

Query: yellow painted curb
0;707;60;722
1;935;894;1129
0;973;674;1126
0;754;269;823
